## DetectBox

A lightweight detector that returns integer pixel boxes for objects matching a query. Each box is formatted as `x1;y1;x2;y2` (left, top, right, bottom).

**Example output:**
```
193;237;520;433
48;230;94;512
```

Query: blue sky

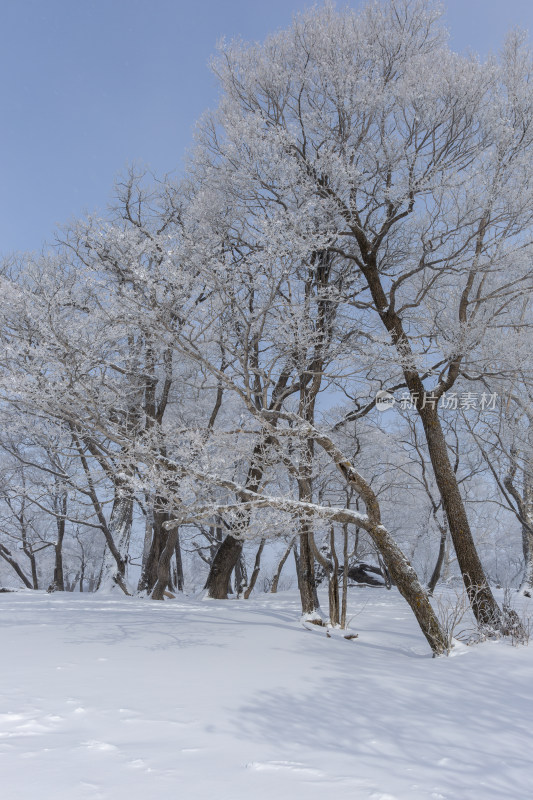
2;0;533;254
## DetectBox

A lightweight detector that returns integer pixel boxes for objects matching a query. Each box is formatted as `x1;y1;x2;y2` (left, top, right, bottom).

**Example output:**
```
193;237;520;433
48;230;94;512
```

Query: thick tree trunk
419;405;501;626
152;527;179;600
298;525;319;615
369;520;448;655
204;534;243;599
296;435;320;615
357;253;500;629
98;489;133;594
138;497;171;594
204;366;299;599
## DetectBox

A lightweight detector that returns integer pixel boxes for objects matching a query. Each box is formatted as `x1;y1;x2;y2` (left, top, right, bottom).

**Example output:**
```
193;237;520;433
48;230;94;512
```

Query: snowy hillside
1;588;531;800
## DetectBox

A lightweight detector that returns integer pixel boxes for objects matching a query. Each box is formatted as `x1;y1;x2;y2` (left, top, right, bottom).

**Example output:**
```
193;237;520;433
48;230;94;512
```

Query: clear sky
1;0;532;255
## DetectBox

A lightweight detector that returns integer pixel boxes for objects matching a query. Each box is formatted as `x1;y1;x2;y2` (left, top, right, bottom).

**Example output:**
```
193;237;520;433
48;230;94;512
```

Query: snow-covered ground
1;587;531;800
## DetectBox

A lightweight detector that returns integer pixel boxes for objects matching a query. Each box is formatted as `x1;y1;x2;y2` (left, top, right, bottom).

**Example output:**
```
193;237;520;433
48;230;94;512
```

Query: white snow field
1;587;531;800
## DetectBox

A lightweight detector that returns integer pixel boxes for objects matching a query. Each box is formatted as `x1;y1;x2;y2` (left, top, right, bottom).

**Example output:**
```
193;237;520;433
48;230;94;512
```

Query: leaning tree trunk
427;524;447;596
271;538;294;593
0;544;33;589
244;539;266;599
369;520;448;655
358;253;501;629
419;405;501;626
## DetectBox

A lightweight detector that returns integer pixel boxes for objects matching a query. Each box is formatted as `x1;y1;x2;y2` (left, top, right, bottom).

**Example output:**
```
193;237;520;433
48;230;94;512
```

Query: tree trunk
48;505;66;593
419;405;501;626
427;525;447;596
296;434;320;615
244;539;266;599
98;488;133;594
138;497;171;594
0;544;33;589
21;524;38;589
298;525;319;615
271;538;294;593
340;524;349;629
234;552;248;597
358;254;501;629
204;534;244;599
293;541;301;589
174;530;184;592
328;527;340;626
369;521;448;655
519;421;533;596
152;527;179;600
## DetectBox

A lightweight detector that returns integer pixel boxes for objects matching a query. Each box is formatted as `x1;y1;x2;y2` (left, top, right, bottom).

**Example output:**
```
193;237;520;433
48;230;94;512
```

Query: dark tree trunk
0;544;33;589
271;538;294;593
204;534;243;599
152;527;179;600
21;527;38;589
340;524;349;629
244;539;266;599
138;496;171;594
293;541;301;589
328;527;340;626
98;487;133;594
296;441;319;615
419;405;501;626
357;250;501;629
204;365;298;599
368;519;448;655
427;526;447;595
519;425;533;596
298;526;319;615
48;496;66;593
174;530;184;592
